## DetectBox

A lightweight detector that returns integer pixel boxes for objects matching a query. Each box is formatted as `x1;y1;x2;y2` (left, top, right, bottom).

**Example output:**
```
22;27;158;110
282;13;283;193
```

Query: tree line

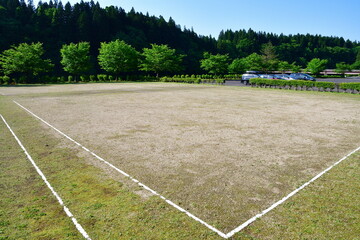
0;0;360;83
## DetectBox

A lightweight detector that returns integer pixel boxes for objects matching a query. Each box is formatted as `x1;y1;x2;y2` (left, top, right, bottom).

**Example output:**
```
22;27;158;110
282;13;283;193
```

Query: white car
241;74;259;82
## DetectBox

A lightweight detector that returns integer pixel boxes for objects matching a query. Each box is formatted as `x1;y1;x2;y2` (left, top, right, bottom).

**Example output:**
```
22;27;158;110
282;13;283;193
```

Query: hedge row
0;74;157;85
161;77;225;84
249;78;336;89
339;82;360;91
161;77;201;84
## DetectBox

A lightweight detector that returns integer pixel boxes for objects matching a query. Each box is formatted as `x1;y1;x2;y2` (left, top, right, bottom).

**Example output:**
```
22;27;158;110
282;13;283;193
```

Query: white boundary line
13;101;227;238
0;114;91;240
13;100;360;239
225;145;360;238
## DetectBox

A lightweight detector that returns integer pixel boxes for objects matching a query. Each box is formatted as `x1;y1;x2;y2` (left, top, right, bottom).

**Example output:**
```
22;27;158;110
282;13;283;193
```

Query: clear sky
34;0;360;41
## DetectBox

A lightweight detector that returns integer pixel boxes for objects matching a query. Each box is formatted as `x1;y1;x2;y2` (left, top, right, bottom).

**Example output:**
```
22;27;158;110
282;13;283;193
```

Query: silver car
274;74;294;80
242;74;259;82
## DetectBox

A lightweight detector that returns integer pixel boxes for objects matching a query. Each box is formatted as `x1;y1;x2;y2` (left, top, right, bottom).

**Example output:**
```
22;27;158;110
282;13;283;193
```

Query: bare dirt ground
5;83;360;232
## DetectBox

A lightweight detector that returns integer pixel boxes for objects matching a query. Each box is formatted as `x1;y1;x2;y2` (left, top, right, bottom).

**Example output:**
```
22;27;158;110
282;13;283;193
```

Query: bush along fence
161;76;225;84
249;78;360;94
0;74;157;85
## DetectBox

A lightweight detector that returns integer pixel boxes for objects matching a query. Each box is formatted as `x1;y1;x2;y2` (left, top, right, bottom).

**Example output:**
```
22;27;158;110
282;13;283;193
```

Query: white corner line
0;114;92;240
13;101;227;239
225;145;360;238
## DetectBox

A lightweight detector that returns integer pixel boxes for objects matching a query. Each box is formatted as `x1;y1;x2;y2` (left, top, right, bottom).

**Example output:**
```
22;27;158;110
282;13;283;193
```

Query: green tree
306;58;328;75
139;44;185;77
241;53;265;71
60;42;91;80
290;62;302;73
277;61;292;73
261;42;278;72
335;62;351;75
351;61;360;70
98;40;139;78
0;42;53;82
200;52;230;74
228;58;246;74
356;48;360;62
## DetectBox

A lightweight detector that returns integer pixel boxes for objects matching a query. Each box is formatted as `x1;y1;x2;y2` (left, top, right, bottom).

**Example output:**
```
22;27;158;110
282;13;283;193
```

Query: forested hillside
0;0;359;76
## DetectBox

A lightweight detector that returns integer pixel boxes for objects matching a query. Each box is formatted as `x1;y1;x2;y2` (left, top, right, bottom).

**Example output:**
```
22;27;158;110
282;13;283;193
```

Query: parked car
241;73;259;83
259;74;275;79
274;74;294;80
290;73;316;81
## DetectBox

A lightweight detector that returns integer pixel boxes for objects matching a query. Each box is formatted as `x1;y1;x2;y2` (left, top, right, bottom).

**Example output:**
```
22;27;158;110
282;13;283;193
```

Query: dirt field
3;83;360;232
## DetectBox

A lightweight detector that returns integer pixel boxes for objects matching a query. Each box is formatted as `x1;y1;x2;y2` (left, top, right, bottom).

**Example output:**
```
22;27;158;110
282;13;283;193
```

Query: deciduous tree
241;53;265;72
306;58;328;75
335;62;351;75
60;42;91;79
200;52;230;74
0;42;53;81
139;44;185;77
228;58;246;74
98;40;139;77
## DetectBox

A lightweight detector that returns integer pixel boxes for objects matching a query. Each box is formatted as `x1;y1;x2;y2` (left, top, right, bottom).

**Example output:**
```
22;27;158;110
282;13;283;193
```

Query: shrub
80;75;86;82
249;78;316;88
215;79;225;84
90;75;97;82
314;82;336;89
3;76;10;84
109;75;114;81
68;75;73;82
97;74;108;81
339;83;360;91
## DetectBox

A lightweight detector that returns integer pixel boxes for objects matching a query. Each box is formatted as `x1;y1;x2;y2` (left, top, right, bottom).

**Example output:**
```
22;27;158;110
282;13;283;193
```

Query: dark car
289;73;316;81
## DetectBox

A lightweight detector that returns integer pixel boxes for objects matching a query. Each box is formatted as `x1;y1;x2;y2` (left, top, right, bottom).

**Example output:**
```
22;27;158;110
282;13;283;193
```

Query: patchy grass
0;96;219;239
0;83;359;239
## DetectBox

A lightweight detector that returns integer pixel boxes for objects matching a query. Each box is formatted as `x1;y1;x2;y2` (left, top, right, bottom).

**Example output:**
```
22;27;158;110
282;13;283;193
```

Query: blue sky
35;0;360;41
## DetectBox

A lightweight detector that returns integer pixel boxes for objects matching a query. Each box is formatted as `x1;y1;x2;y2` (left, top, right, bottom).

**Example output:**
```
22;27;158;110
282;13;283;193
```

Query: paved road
224;80;249;86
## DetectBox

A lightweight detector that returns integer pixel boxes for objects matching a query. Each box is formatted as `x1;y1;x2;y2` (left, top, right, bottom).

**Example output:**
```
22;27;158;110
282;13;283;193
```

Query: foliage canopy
306;58;328;75
98;40;139;75
200;52;230;74
0;42;53;78
139;44;185;76
60;42;91;76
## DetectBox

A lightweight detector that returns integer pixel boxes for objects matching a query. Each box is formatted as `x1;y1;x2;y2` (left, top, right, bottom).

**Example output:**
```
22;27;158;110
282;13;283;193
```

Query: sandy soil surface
7;83;360;231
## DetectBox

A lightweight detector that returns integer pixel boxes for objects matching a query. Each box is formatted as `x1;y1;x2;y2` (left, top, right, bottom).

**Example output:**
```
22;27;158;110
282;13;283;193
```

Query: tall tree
261;42;278;72
60;42;91;79
139;44;185;77
335;62;351;76
306;58;328;75
98;40;139;77
241;53;265;72
228;58;246;74
0;42;53;81
200;52;230;74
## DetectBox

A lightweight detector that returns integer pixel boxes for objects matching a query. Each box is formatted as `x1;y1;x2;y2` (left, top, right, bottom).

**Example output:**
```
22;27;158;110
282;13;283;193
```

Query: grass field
1;83;359;239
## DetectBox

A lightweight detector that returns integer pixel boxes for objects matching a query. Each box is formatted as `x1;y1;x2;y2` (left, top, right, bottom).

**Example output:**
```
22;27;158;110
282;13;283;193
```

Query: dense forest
1;0;360;77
